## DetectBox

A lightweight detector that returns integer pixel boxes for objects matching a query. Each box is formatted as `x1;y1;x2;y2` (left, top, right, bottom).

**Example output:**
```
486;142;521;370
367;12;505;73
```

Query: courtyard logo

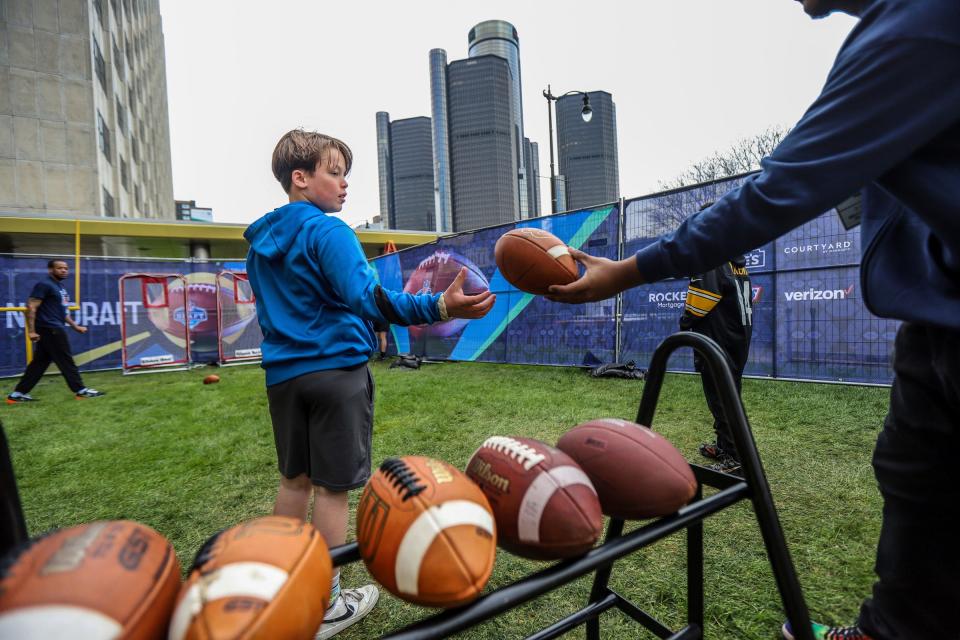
783;284;855;302
782;240;853;255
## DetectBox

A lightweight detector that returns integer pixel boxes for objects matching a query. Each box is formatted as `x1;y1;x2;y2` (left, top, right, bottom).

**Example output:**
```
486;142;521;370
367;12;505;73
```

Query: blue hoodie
634;0;960;331
244;200;440;385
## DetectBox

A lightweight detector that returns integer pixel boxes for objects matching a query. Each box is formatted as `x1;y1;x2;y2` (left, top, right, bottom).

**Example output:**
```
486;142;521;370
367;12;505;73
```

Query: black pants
858;323;960;639
14;326;84;394
694;352;743;458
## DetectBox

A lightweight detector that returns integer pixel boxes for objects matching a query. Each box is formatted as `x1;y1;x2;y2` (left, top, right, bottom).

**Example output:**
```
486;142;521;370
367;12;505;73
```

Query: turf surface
3;361;888;638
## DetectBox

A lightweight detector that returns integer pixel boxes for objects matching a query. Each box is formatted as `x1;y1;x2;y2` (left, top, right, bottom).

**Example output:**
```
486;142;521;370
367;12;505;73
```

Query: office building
376;114;436;231
467;19;529;219
446;55;517;232
556;90;620;210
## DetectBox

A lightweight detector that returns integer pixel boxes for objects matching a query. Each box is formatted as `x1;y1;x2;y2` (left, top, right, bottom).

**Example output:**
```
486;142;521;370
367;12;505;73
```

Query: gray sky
157;0;857;228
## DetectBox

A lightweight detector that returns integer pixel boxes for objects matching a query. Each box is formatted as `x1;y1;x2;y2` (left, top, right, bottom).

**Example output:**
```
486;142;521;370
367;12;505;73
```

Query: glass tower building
388;117;436;231
556;91;620;210
467;20;529;219
375;111;394;228
446;55;518;232
524;138;541;217
429;49;453;233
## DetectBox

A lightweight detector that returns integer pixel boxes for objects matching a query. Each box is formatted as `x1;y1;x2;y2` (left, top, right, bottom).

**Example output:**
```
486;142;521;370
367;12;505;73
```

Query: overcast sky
156;0;857;228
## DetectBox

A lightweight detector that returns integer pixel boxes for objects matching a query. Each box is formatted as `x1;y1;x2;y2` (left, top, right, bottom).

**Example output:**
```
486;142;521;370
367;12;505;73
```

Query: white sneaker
315;585;379;640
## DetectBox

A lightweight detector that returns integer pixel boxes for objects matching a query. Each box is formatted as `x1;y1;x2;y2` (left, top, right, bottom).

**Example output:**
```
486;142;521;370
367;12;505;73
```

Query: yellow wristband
438;293;449;321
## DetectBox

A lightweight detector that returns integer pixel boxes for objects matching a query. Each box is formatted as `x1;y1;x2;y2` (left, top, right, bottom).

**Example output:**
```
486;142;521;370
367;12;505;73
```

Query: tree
630;126;790;237
658;125;790;191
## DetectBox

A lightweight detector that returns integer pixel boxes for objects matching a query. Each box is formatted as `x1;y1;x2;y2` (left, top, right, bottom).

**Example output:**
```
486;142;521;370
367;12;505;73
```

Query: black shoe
377;352;387;361
709;454;743;476
698;442;725;460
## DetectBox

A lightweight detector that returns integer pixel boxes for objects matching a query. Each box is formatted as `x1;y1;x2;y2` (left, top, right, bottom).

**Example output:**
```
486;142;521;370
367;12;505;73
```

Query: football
356;456;496;608
203;374;220;385
466;436;603;560
404;250;490;339
0;520;181;639
557;418;698;519
494;228;579;295
168;516;332;640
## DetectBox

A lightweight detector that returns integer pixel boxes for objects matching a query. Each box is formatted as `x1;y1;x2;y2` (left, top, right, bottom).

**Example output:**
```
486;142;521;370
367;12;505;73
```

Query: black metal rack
329;332;814;639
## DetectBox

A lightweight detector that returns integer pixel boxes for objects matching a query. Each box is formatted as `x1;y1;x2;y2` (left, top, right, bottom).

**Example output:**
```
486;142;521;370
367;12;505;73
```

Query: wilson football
466;436;603;560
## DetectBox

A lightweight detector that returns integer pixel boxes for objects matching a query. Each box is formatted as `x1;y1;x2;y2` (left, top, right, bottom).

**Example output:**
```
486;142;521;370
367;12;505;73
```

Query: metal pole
544;85;557;214
0;422;28;557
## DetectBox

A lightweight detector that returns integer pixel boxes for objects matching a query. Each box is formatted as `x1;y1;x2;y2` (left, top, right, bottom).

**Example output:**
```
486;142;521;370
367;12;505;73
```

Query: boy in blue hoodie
244;129;494;638
549;1;959;638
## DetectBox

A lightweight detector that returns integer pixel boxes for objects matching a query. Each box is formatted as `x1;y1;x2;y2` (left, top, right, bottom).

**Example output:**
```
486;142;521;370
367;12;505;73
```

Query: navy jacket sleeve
635;37;960;282
311;222;441;326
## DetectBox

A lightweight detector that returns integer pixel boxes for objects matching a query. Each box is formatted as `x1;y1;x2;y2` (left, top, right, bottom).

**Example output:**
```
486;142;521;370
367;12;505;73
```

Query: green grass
3;362;888;639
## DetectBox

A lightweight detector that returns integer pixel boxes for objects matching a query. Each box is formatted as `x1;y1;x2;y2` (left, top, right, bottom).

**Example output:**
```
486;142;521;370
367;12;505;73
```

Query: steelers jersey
679;258;753;370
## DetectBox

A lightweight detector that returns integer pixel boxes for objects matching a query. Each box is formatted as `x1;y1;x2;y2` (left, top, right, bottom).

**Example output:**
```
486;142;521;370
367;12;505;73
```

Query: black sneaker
698;442;725;460
75;388;106;399
709;453;743;476
6;392;38;404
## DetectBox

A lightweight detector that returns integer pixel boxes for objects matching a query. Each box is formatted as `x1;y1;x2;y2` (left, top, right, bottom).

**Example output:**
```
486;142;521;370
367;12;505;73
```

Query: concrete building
375;110;393;229
446;55;517;232
556;90;620;210
1;0;175;220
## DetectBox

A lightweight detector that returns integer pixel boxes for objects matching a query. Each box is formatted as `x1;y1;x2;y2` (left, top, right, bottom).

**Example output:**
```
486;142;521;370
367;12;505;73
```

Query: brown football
557;419;698;519
168;516;332;640
494;228;579;295
0;520;181;639
203;374;220;385
466;436;603;560
356;456;496;608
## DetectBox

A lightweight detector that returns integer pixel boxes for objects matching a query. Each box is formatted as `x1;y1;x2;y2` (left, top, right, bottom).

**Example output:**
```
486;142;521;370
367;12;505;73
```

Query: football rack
330;331;815;640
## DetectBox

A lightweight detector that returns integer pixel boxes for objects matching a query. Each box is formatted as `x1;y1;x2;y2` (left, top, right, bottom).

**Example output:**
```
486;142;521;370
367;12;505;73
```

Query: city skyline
156;0;858;228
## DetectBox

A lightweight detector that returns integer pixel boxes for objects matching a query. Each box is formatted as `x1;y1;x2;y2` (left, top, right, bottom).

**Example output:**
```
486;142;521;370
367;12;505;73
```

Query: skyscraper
375;111;393;228
429;49;452;233
556;91;620;210
467;20;529;219
446;55;517;232
524;137;541;217
375;114;436;231
1;0;175;219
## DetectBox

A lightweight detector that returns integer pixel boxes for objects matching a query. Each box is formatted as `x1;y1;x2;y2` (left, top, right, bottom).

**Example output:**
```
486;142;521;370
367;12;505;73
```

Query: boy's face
291;149;348;212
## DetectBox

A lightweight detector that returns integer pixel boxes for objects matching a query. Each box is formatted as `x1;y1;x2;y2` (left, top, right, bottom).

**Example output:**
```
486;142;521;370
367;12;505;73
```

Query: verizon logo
783;285;854;302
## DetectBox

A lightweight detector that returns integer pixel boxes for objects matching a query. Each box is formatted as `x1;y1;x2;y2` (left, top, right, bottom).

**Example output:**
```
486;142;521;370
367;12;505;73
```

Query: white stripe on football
518;465;597;543
394;500;495;597
168;562;289;640
0;605;122;639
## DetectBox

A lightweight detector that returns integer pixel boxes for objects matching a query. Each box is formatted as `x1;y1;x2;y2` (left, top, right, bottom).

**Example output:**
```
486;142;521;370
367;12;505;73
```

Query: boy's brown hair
271;129;353;193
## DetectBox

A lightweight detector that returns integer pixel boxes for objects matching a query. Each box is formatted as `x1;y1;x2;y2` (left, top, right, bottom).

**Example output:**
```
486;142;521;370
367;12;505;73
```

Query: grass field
3;360;889;639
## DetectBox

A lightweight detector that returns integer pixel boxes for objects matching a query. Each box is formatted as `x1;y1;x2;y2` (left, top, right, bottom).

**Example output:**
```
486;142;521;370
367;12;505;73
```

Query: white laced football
480;436;546;471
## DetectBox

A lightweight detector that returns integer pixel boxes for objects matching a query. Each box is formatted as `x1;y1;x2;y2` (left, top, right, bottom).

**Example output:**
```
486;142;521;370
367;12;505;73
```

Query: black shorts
266;364;374;490
372;319;389;333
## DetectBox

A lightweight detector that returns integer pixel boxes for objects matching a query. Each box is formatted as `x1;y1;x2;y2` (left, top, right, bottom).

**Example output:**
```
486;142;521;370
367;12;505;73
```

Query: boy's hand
442;268;496;319
546;248;645;304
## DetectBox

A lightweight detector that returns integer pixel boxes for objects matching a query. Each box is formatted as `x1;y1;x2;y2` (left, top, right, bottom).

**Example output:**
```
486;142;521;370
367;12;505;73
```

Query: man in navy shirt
549;0;959;638
6;260;105;403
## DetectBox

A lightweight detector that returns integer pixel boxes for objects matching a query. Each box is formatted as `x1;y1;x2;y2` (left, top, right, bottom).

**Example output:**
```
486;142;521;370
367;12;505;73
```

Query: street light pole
543;87;594;214
543;85;558;215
